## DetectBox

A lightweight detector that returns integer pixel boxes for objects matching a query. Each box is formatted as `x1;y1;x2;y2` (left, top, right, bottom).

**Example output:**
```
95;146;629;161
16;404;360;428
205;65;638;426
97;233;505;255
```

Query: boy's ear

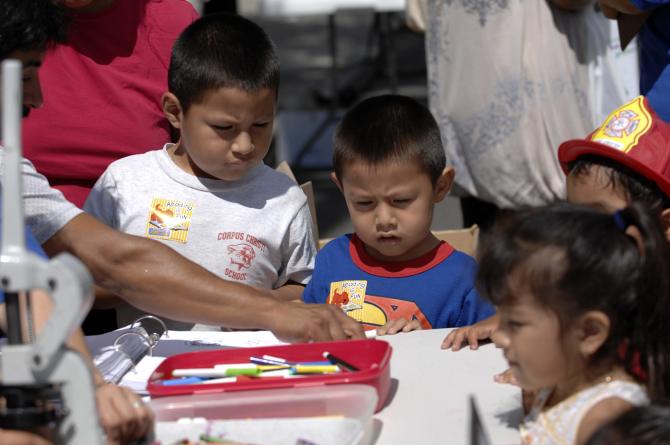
330;171;344;194
162;92;183;129
660;208;670;242
433;166;455;203
576;311;610;358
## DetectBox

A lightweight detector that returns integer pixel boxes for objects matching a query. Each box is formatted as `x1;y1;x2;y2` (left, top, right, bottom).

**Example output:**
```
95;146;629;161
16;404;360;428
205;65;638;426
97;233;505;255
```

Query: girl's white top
520;380;648;445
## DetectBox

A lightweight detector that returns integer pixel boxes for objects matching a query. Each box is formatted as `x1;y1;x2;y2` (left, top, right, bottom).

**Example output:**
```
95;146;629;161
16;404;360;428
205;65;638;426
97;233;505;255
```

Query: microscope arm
0;59;104;445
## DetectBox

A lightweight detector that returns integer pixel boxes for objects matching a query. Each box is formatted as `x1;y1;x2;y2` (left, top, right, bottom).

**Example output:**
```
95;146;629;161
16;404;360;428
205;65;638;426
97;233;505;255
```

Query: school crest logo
227;243;256;271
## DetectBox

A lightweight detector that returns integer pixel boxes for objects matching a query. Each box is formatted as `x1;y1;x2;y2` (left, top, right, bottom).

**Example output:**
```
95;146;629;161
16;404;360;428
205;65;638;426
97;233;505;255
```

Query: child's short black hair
568;155;670;213
586;405;670;445
0;0;67;60
168;13;279;112
333;94;446;185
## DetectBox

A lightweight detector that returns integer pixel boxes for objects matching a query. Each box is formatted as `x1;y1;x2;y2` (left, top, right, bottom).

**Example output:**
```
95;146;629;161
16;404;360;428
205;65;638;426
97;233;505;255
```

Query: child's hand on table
375;318;422;336
493;368;518;386
493;368;536;413
441;314;500;351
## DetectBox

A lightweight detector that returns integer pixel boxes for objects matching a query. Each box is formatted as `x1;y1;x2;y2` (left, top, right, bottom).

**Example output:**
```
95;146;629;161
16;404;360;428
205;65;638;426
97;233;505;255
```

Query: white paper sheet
163;330;287;348
119;356;165;394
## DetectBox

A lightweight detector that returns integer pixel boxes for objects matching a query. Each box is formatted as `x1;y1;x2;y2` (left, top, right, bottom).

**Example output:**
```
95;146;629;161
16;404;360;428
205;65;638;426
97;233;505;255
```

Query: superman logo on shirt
327;280;431;329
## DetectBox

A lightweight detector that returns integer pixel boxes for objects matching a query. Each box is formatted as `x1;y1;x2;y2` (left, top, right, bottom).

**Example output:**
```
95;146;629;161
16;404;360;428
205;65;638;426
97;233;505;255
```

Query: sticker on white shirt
145;198;194;243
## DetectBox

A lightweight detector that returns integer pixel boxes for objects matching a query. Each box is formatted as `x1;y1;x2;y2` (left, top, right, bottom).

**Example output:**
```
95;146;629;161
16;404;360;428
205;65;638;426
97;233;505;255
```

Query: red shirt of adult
23;0;198;207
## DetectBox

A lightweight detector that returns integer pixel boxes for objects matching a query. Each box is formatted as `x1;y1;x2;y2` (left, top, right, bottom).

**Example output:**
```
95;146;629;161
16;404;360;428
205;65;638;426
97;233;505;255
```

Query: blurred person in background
421;0;627;230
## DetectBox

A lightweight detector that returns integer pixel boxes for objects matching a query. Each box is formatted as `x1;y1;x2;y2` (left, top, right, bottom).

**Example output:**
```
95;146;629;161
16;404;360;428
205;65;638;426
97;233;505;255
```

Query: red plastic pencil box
146;339;392;412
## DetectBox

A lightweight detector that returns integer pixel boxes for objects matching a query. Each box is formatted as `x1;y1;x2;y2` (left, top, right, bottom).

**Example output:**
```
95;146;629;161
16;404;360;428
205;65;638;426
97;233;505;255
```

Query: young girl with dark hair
477;202;670;444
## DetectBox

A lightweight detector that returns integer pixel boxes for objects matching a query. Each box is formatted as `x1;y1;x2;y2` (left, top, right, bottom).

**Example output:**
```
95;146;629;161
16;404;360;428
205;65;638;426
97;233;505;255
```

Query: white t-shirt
0;149;83;243
84;145;316;330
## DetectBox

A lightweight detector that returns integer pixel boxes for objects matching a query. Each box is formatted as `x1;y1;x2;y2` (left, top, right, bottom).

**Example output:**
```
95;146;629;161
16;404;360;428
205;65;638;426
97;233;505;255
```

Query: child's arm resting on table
376;318;422;335
441;313;500;351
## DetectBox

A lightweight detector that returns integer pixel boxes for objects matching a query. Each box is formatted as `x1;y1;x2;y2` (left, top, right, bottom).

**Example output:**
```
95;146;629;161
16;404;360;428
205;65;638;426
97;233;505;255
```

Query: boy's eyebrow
207;112;275;123
347;189;415;199
346;180;416;191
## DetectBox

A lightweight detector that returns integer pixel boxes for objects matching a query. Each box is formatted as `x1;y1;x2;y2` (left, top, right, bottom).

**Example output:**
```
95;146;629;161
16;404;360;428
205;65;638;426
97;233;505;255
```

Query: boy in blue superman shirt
302;95;494;334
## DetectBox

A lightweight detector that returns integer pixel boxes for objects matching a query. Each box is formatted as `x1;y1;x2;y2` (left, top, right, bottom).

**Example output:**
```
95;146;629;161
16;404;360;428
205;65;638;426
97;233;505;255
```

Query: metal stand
0;60;104;444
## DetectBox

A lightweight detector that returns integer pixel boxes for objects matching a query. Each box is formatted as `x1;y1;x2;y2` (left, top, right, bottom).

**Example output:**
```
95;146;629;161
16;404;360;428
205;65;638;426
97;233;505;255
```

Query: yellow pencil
293;365;340;374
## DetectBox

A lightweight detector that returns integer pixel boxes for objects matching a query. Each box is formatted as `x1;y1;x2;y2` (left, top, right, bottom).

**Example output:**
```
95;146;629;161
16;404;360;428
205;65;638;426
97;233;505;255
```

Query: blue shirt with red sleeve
302;234;494;329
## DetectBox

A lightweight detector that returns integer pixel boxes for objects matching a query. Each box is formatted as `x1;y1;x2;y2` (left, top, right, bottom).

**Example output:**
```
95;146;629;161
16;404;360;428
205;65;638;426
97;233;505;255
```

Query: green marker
223;367;262;376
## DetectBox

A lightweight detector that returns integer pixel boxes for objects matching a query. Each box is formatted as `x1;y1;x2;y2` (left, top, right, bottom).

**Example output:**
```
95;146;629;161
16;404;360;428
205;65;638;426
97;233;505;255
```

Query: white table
374;329;522;445
111;328;522;445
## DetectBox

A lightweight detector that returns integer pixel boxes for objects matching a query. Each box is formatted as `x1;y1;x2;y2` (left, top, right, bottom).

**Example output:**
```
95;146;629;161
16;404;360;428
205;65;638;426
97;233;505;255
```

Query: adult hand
0;430;51;445
95;384;154;445
376;318;422;336
269;302;365;342
441;314;499;351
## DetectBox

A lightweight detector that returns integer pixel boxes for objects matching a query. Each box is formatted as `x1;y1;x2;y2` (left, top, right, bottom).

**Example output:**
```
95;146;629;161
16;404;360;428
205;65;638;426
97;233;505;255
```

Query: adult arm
42;213;363;342
13;153;361;341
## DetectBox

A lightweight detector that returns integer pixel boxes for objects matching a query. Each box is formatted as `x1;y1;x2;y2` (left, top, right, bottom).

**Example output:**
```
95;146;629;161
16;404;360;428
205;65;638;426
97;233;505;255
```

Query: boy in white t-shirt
84;13;316;330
